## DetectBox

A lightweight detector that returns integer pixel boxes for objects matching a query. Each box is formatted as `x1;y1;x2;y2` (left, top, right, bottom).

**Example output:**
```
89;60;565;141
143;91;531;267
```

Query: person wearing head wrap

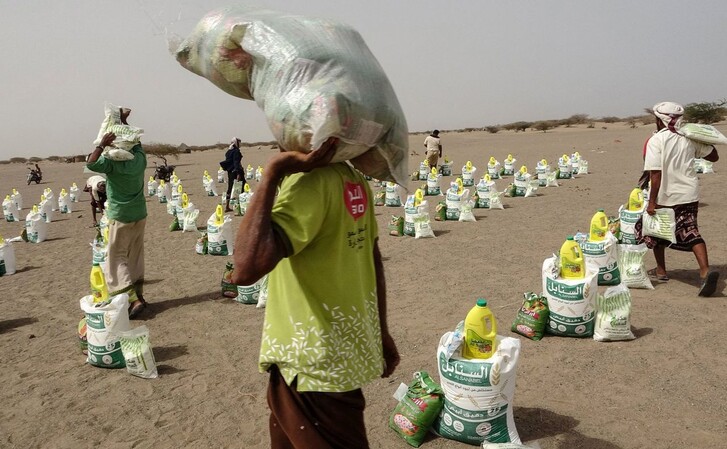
423;130;442;169
86;106;148;317
640;101;720;296
221;137;245;212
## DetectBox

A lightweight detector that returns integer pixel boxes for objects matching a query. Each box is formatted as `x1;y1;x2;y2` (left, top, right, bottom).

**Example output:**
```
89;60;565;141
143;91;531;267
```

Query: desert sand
1;121;726;449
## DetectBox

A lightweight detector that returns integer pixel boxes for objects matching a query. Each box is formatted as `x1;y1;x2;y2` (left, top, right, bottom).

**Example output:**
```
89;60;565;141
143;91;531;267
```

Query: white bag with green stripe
581;232;621;286
641;208;676;244
618;244;653;290
80;293;130;369
118;325;158;378
542;256;598;338
618;205;643;244
594;284;635;342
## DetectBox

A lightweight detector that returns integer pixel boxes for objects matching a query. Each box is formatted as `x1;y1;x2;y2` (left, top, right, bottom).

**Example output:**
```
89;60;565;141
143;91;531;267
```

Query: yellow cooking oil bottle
589;209;608;241
414;188;424;206
560;236;585;279
462;298;497;359
214;204;225;226
455;177;464;194
181;193;189;209
90;262;109;303
627;188;644;211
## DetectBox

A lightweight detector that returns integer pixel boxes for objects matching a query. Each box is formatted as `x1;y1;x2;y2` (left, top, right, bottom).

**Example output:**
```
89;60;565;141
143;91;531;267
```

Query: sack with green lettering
80;293;130;369
445;184;469;220
389;371;444;447
618;205;642;244
481;444;539;449
641;208;676;244
418;161;430;181
458;198;476;222
385;182;403;207
0;239;17;276
461;164;477;186
117;325;158;378
618;244;653;289
414;212;435;239
207;212;234;255
594;283;635;342
3;195;19;222
542;256;598;337
235;274;269;305
404;196;426;236
489;190;505;210
195;232;208;255
580;232;621;286
679;123;727;145
439;158;453;176
433;334;522;445
476;178;495;208
426;171;442;195
511;292;549;341
93;103;144;160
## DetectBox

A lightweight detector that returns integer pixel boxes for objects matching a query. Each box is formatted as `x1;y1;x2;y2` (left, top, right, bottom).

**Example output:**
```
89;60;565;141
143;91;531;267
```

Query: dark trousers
267;365;369;449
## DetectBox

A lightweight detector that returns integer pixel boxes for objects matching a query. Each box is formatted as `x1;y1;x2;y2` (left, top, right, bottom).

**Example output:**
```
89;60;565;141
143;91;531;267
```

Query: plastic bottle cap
597;209;604;212
476;298;487;307
566;235;574;240
92;262;99;266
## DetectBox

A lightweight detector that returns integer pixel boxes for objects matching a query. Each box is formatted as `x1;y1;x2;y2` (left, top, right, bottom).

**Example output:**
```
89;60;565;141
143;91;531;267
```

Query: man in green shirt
87;107;148;318
232;138;399;448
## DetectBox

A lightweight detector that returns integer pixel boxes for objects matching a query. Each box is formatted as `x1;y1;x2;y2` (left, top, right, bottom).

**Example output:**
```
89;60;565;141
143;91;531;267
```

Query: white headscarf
653;101;684;133
230;137;241;148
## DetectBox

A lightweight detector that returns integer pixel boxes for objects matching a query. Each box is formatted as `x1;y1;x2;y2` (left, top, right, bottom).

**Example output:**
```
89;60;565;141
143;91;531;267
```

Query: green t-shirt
260;163;383;393
86;145;147;223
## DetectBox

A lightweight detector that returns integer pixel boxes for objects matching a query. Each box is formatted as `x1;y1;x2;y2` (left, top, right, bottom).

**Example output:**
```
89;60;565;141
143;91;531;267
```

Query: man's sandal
129;298;147;319
698;271;719;297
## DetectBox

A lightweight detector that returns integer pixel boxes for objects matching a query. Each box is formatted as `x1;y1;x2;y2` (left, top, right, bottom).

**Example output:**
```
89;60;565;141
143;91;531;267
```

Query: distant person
221;137;245;212
231;138;399;449
641;101;720;296
423;129;442;170
86;107;148;318
83;175;107;225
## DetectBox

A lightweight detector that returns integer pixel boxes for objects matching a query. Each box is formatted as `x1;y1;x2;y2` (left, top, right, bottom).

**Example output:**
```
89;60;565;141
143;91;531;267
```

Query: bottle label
465;329;493;357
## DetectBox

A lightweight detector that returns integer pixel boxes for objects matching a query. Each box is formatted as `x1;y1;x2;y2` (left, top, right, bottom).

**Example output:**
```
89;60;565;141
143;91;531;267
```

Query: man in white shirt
423;130;442;169
642;101;720;296
84;175;107;225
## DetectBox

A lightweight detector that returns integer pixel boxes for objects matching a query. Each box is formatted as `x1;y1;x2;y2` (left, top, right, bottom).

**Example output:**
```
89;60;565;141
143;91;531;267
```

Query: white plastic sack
542;256;598;337
39;199;53;223
581;232;621;286
489;190;505;210
157;182;170;203
217;168;225;183
80;293;131;369
238;191;254;216
426;171;442;196
117;325;158;379
11;190;23;210
175;6;409;184
461;165;477;187
475;179;495;208
679;123;727;145
182;205;200;232
618;244;654;290
0;240;17;276
385;182;402;207
618;205;643;244
642;209;676;244
25;208;47;243
58;192;72;214
594;283;635;342
70;184;79;202
93;103;144;160
458;198;476;222
235;274;268;305
433;333;522;446
445;186;469;220
207;212;234;255
147;178;159;197
577;159;589;175
3;196;19;222
414;211;435;239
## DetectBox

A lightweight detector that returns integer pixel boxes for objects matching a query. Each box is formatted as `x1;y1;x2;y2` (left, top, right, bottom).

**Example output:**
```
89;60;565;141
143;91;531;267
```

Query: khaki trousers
107;218;145;302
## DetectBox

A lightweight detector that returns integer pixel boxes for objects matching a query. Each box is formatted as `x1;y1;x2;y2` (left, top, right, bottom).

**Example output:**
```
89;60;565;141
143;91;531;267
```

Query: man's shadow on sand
0;317;38;334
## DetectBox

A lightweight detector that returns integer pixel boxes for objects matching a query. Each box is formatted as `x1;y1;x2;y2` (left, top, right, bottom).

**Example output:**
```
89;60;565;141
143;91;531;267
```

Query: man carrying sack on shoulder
86;107;148;318
640;101;720;297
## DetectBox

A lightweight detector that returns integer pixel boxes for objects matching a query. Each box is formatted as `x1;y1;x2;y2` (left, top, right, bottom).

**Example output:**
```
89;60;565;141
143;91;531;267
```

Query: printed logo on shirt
344;181;368;220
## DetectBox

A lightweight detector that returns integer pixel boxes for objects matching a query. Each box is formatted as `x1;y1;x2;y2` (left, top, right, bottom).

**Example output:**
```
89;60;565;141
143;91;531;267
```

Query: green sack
169;214;181;232
511;292;549;341
435;202;447;221
388;215;404;236
221;262;238;298
389;371;444;447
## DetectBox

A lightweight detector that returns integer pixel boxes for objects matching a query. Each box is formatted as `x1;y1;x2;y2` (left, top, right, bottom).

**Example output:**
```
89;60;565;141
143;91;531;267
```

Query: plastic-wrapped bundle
175;6;409;184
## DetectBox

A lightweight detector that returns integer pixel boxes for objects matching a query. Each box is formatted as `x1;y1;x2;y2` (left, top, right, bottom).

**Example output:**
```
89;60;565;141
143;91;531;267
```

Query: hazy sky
2;0;726;159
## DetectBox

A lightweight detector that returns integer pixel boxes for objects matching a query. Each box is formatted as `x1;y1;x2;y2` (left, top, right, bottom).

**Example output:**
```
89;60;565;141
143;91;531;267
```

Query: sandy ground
1;122;726;449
